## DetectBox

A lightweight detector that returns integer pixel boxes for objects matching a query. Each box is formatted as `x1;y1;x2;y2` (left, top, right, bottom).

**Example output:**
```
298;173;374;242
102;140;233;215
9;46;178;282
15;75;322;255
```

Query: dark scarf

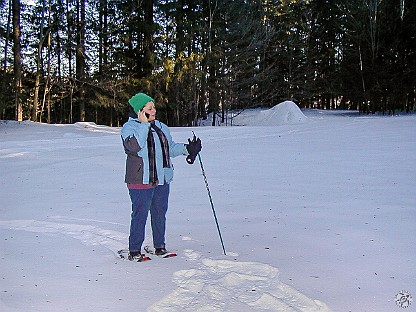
147;121;170;185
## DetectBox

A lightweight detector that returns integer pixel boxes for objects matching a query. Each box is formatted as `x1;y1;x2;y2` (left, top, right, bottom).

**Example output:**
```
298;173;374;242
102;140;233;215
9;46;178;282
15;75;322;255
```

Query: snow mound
238;101;308;126
258;101;308;125
199;101;308;126
73;121;120;134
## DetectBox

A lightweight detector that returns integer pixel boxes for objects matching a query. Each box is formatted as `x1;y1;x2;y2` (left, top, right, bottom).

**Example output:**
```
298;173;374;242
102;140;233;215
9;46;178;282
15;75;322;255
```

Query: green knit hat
128;92;154;113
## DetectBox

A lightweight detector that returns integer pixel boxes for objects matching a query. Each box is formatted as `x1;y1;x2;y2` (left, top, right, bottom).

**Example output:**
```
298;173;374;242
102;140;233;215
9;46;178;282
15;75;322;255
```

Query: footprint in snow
148;249;332;312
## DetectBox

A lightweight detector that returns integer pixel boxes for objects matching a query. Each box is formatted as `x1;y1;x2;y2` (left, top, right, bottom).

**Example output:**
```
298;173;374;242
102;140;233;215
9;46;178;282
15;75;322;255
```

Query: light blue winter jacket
121;118;188;185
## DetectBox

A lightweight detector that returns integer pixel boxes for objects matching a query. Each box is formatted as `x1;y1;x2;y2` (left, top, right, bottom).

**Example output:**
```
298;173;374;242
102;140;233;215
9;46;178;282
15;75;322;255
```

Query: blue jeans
128;183;170;253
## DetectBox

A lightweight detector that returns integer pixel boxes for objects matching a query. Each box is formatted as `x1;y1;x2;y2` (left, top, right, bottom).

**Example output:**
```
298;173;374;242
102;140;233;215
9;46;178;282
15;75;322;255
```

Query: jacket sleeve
170;141;189;158
121;120;151;153
122;135;141;155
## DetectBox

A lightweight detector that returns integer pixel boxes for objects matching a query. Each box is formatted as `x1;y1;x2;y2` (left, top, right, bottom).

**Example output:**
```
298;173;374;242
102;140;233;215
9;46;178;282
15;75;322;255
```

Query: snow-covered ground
0;104;415;311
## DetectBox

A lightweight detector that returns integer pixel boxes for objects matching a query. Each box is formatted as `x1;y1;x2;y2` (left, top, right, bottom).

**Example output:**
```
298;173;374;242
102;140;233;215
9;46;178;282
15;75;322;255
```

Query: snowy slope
0;107;415;312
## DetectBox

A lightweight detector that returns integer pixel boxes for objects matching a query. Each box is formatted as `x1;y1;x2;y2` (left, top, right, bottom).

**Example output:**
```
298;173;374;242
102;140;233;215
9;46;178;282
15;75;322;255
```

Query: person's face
142;101;156;121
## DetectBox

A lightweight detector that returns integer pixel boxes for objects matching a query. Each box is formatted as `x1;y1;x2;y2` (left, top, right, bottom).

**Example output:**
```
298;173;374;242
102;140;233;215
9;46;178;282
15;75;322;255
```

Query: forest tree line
0;0;415;127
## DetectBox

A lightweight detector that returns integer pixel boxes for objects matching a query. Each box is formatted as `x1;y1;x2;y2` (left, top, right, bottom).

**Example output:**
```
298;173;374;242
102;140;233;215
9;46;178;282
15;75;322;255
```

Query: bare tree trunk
143;0;153;77
12;0;22;121
66;0;73;123
76;0;86;121
46;1;52;123
33;73;40;121
69;83;73;123
366;0;381;62
99;0;108;74
33;0;47;122
358;44;367;114
1;0;12;119
206;0;220;126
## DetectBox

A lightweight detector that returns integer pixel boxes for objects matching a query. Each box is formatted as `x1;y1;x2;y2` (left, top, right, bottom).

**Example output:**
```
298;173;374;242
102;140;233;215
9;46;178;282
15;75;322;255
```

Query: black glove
186;134;202;164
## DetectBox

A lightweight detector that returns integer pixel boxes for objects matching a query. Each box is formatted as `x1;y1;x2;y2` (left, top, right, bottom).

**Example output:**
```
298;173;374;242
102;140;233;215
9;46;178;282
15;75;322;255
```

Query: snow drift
229;101;308;126
256;101;308;125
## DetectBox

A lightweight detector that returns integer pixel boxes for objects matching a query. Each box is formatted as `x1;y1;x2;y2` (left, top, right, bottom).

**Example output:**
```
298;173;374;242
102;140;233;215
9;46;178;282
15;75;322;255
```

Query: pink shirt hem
127;183;156;190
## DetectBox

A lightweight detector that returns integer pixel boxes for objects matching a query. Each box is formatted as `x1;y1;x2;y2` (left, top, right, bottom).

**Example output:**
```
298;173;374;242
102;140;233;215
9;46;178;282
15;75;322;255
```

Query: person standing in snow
121;92;202;261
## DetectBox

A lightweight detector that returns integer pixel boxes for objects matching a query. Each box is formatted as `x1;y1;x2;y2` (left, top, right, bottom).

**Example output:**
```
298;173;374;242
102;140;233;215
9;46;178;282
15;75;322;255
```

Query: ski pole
197;152;227;255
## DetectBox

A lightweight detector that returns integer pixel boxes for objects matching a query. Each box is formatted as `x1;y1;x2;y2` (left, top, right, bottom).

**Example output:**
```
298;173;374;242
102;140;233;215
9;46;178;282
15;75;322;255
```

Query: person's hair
128;105;137;118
